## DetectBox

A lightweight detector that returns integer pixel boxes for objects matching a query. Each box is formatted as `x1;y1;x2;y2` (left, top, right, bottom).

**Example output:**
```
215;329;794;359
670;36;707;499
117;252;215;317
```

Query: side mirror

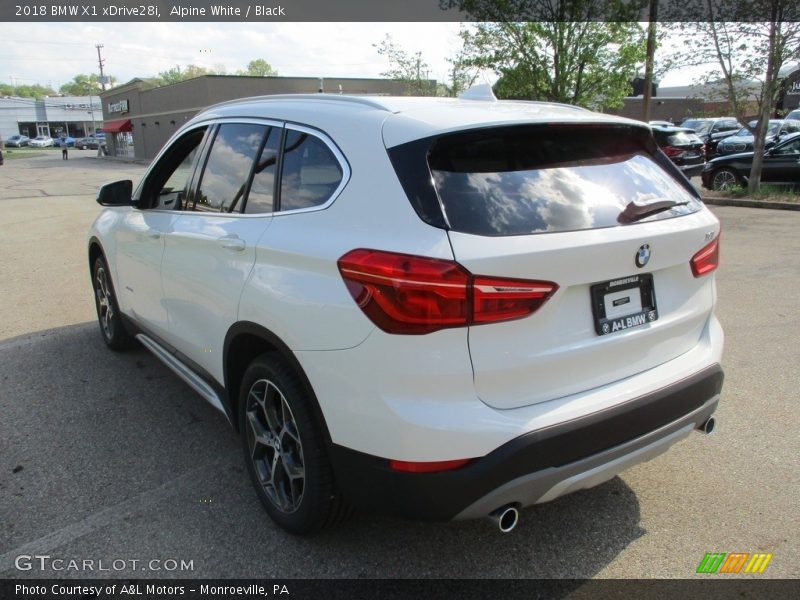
765;147;775;156
97;180;133;206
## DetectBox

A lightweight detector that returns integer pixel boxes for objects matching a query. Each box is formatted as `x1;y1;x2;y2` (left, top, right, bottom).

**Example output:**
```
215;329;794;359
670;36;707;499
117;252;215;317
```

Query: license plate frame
591;274;658;336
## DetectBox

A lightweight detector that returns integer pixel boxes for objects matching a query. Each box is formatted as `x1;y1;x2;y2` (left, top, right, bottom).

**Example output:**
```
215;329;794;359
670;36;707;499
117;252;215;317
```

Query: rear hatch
653;127;705;168
391;124;720;410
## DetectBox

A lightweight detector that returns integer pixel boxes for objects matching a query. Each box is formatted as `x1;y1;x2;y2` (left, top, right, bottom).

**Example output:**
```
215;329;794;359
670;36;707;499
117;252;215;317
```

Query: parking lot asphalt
1;153;798;579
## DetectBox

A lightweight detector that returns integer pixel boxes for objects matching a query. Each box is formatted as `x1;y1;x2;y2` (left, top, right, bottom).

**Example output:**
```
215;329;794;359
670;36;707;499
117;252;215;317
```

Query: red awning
102;119;132;133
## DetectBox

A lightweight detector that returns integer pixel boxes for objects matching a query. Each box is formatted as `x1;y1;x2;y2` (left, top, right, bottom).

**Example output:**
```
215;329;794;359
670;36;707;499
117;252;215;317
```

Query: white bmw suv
88;90;723;534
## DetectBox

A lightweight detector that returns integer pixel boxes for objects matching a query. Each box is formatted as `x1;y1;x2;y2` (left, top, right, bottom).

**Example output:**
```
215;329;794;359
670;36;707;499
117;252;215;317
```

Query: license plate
591;274;658;336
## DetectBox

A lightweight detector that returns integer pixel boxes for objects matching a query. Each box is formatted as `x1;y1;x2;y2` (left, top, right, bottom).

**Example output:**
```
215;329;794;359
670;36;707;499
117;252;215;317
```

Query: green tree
60;73;114;95
155;64;217;86
441;37;481;97
5;83;57;99
664;1;800;193
459;18;645;109
374;35;437;96
239;58;278;77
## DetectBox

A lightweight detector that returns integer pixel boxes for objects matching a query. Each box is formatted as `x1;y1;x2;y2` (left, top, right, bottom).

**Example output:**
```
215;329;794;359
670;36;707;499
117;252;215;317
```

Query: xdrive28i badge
635;244;651;268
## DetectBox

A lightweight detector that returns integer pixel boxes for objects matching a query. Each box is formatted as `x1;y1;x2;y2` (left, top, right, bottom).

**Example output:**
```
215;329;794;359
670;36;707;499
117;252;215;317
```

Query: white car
29;135;54;147
88;89;724;534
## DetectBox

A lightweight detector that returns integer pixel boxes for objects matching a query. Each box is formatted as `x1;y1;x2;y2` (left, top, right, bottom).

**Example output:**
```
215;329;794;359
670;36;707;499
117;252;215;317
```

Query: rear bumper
329;364;723;521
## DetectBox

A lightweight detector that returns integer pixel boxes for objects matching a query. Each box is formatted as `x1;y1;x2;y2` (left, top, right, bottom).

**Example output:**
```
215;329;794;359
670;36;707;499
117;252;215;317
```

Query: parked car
29;136;54;148
701;131;800;190
679;117;742;158
55;136;76;147
716;119;800;156
5;134;30;147
76;137;103;150
785;109;800;121
648;120;674;127
651;126;706;178
88;91;723;534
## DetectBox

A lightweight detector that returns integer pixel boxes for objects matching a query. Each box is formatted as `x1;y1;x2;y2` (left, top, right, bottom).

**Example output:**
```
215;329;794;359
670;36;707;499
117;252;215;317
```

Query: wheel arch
223;322;333;447
88;236;106;272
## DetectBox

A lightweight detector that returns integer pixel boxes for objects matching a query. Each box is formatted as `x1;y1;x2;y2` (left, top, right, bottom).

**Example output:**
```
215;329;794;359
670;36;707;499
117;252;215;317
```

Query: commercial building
0;95;102;141
99;75;422;160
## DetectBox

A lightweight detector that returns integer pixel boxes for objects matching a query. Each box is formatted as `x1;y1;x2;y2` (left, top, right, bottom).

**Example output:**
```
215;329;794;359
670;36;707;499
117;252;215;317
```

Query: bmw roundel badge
635;244;651;268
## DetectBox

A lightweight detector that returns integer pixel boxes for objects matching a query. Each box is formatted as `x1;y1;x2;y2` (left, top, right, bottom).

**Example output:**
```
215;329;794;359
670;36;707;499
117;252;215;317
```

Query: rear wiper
618;199;689;223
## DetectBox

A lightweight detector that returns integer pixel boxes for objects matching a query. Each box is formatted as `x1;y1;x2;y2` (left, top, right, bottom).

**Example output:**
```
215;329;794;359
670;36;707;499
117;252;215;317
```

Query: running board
135;333;229;423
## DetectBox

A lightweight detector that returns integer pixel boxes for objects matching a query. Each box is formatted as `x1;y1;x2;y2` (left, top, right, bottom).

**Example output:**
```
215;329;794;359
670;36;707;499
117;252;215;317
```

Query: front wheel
711;168;742;191
239;353;350;534
92;257;136;351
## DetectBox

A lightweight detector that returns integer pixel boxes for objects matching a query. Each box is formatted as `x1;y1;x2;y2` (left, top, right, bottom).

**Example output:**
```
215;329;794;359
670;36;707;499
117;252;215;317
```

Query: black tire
711;168;742;191
91;256;136;351
239;352;350;534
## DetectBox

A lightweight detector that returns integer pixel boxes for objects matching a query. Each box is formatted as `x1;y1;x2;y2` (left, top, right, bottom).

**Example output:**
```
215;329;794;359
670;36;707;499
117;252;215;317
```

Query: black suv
679;117;741;158
651;126;706;178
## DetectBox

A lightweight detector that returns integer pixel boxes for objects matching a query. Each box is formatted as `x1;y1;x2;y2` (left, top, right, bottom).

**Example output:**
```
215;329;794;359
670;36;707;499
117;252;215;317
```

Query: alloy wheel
94;266;115;340
244;379;305;514
712;170;738;191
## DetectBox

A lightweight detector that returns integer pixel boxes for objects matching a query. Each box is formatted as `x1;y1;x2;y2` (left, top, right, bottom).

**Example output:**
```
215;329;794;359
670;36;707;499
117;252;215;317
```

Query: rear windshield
413;126;701;236
681;120;712;135
664;131;701;146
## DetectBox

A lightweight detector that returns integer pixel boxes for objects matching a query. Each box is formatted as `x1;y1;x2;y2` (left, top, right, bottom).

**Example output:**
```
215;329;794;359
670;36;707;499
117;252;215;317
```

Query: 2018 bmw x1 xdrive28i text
88;88;723;534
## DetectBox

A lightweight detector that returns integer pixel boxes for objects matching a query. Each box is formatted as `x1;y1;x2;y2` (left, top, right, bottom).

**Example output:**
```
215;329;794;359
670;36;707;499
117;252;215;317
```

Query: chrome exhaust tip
698;417;716;434
487;505;519;533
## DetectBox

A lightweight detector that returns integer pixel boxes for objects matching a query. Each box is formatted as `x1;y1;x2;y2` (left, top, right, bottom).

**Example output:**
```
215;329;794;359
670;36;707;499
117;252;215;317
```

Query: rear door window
423;126;702;236
193;123;267;213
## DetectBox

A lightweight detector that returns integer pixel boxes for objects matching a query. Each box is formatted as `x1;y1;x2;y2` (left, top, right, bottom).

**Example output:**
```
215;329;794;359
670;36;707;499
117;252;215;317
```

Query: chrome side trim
135;333;229;422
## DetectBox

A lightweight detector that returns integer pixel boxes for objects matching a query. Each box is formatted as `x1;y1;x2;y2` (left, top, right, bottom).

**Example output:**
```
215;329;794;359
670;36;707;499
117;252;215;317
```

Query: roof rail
208;93;392;112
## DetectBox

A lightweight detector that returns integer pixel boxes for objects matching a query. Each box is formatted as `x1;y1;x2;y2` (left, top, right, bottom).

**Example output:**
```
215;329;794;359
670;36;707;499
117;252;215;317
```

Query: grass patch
703;183;800;203
2;146;57;160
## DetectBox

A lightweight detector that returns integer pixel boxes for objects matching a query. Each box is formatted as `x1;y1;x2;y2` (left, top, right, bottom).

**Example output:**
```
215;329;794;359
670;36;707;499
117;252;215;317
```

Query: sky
1;22;702;93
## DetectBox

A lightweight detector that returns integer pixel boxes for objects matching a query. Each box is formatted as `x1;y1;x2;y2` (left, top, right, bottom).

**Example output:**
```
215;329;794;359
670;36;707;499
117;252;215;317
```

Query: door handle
219;236;246;252
146;229;161;240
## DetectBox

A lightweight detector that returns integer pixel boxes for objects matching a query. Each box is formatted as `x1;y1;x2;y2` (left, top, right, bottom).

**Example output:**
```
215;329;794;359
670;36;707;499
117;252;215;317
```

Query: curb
701;197;800;211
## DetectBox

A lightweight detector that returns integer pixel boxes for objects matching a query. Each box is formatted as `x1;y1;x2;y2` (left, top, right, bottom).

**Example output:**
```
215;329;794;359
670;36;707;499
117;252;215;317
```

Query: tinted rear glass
665;131;701;145
681;119;712;134
426;126;702;236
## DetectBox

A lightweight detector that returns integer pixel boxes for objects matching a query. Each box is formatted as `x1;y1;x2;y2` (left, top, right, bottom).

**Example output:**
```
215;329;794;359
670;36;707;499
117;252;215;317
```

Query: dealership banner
2;578;800;599
3;0;799;22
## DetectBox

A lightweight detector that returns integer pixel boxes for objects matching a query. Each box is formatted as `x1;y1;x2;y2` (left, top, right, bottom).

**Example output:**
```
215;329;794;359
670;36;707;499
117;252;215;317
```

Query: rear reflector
389;458;472;473
338;249;557;334
691;235;720;277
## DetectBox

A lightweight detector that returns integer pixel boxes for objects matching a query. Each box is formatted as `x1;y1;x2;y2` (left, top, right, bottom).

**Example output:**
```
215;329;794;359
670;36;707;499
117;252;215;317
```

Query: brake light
662;145;684;158
338;249;557;334
691;235;720;277
389;458;472;473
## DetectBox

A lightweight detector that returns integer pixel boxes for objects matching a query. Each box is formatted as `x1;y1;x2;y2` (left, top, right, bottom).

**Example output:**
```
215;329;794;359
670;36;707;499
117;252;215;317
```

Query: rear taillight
691;235;720;277
472;276;558;324
337;249;557;334
662;145;684;158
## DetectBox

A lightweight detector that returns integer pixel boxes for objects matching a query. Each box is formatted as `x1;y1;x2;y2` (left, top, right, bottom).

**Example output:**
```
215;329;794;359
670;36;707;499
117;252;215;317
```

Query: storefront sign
108;99;129;114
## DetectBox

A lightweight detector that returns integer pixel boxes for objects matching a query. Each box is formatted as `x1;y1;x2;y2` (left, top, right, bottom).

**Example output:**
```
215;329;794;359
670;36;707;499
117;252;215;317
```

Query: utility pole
96;44;107;90
642;0;658;122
